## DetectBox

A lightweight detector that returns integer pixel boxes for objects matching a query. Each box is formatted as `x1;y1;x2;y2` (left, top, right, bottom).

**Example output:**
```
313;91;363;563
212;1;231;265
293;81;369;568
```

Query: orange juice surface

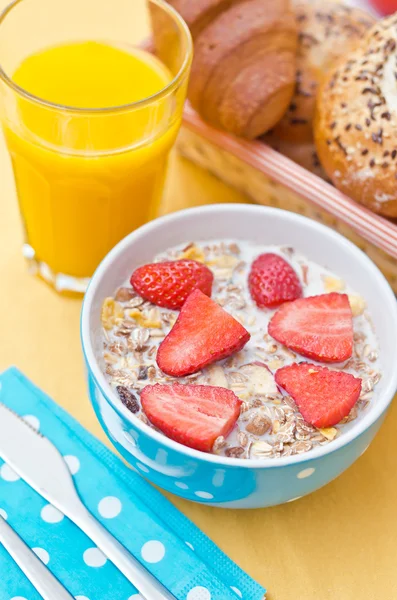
5;42;176;278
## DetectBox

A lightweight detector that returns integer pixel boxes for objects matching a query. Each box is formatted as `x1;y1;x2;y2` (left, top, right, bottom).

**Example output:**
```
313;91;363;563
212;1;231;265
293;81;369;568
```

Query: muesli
99;240;381;460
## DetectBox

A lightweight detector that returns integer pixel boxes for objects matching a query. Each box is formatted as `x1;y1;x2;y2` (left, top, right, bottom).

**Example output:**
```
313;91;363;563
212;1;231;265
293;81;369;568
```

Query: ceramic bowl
81;204;397;508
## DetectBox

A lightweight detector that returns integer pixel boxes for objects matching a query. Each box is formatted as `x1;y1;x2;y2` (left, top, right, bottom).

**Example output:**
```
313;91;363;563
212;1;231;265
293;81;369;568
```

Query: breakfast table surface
3;137;397;600
1;1;397;598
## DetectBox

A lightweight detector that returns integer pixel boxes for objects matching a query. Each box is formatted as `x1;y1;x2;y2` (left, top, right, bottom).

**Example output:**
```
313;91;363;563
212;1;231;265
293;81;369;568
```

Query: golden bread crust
187;0;297;138
167;0;297;138
314;14;397;217
262;0;374;173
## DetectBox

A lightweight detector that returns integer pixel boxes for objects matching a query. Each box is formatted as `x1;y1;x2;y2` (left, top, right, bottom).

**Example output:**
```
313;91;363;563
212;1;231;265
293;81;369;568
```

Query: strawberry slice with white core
268;292;353;363
275;363;362;428
157;289;250;377
141;383;242;453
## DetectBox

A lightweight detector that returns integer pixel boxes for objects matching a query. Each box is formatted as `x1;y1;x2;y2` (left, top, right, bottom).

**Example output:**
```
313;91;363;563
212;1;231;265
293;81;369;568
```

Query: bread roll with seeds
263;0;374;173
315;14;397;218
170;0;297;139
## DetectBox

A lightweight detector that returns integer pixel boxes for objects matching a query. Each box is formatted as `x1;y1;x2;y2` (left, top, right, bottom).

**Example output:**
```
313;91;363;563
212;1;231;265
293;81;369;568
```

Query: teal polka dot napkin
0;368;266;600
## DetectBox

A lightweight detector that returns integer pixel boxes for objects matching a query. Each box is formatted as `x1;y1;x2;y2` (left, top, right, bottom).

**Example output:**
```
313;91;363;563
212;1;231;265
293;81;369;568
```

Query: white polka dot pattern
187;586;211;600
297;468;315;479
0;464;20;482
83;548;107;567
231;586;242;597
98;496;122;519
136;463;149;473
64;455;80;475
41;504;64;523
33;547;50;565
22;415;40;430
141;540;166;563
175;481;189;490
0;382;265;600
212;470;225;488
194;491;213;500
122;431;137;447
155;448;168;465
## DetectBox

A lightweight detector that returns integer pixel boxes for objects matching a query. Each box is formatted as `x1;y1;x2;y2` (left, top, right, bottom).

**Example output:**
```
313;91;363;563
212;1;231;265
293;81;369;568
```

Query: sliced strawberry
157;289;250;376
248;253;302;308
268;292;353;363
275;363;362;428
130;259;213;310
141;383;242;452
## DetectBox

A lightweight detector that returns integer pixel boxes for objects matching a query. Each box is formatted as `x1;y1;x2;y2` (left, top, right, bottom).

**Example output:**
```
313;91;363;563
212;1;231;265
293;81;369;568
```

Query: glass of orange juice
0;0;192;294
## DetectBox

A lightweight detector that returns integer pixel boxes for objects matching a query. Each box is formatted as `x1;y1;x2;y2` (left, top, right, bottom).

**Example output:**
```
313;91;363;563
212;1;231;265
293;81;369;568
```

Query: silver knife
0;515;75;599
0;402;175;600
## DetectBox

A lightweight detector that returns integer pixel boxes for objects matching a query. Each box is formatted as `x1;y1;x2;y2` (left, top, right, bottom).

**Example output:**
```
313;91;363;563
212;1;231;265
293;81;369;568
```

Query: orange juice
3;41;177;281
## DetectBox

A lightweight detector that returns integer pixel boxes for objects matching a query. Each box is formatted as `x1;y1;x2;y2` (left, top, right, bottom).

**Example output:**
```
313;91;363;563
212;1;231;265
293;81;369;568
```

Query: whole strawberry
249;253;302;308
130;259;213;310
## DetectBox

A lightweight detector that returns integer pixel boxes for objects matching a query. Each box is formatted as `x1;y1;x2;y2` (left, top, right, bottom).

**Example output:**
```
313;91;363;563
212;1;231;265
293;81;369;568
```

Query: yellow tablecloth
2;133;397;600
1;13;397;600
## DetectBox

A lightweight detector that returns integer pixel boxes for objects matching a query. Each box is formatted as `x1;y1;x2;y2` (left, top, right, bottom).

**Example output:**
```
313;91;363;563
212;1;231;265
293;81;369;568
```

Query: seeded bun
263;0;374;174
169;0;297;139
315;14;397;218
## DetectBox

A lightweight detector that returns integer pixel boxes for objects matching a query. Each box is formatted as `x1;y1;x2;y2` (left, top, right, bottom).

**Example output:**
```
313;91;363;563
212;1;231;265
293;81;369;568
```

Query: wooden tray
178;103;397;293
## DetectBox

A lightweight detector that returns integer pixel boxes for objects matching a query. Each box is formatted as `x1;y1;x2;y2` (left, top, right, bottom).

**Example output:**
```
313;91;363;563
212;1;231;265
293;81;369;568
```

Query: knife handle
0;516;75;600
73;505;176;600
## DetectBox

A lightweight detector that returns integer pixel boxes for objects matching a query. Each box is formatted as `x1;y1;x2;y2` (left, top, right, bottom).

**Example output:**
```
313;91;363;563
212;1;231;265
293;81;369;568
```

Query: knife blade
0;402;175;600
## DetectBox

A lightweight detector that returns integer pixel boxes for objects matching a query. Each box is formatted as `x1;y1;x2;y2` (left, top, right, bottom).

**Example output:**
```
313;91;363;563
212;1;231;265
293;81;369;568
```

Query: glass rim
0;0;193;114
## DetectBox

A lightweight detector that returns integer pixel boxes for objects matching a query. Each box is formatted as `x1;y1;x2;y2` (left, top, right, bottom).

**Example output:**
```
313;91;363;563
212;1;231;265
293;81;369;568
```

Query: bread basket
178;101;397;293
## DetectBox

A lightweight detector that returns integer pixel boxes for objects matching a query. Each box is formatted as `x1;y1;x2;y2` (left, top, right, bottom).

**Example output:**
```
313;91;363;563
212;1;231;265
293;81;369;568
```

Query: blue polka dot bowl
81;204;397;508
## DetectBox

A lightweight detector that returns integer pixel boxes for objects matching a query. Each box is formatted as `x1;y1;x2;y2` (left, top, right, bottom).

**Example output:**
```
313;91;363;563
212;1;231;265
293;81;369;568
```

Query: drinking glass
0;0;192;293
